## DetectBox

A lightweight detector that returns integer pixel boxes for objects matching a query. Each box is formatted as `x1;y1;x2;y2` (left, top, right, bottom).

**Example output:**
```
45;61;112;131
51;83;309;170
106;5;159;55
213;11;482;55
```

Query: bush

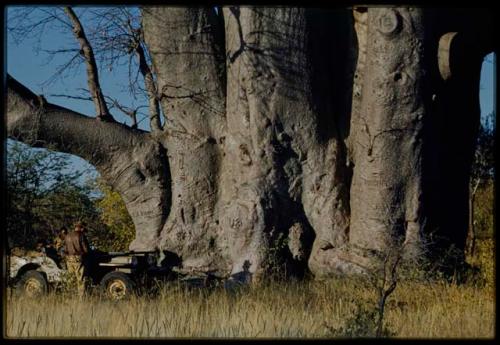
325;302;395;338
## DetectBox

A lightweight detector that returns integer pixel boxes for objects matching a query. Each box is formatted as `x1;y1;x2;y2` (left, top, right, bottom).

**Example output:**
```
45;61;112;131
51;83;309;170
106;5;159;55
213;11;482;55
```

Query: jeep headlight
131;256;139;267
147;253;157;266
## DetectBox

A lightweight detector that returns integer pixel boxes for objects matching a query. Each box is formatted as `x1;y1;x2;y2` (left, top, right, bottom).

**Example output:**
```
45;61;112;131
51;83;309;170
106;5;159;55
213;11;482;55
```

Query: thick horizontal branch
6;74;148;167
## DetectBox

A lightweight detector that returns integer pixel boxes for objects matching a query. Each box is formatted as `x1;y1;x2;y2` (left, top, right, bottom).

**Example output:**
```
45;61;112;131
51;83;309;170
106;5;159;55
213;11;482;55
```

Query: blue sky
479;54;495;123
5;6;496;180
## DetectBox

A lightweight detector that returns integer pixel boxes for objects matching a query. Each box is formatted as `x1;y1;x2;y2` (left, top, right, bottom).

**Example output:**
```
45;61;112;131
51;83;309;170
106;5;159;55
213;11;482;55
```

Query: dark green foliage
471;112;495;185
6;140;100;249
6;140;133;252
325;303;395;338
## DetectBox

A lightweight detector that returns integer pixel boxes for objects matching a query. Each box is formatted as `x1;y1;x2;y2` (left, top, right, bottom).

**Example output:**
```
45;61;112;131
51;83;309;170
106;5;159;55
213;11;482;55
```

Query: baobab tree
6;6;496;280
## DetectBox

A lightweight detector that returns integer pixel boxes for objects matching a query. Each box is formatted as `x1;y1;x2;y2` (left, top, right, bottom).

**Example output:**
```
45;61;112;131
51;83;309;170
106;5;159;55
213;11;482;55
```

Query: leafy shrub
325;301;395;338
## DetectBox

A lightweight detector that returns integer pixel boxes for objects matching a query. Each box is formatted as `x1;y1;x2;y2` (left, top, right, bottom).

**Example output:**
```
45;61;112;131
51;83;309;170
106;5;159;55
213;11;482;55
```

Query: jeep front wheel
16;270;48;298
100;271;136;300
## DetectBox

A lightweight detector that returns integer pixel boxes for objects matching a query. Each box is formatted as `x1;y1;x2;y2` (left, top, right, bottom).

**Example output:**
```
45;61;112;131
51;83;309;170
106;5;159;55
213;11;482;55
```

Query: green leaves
7;140;98;249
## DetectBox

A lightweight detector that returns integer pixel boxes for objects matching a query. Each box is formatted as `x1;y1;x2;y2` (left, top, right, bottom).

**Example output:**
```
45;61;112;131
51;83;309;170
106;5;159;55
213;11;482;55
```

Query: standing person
52;227;68;268
64;221;90;297
54;227;68;256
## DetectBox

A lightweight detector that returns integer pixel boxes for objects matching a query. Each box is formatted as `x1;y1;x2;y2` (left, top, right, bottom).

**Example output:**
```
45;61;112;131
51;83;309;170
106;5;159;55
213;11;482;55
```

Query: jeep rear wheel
100;272;136;300
16;270;48;298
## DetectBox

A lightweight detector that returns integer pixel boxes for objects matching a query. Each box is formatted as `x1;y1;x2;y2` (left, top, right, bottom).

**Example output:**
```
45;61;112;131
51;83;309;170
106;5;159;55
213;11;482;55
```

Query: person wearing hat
64;221;91;297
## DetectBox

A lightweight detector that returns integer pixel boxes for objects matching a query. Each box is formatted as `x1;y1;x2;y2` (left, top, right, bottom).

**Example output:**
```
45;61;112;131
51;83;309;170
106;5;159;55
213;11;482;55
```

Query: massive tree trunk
7;6;496;280
141;7;229;272
349;8;427;263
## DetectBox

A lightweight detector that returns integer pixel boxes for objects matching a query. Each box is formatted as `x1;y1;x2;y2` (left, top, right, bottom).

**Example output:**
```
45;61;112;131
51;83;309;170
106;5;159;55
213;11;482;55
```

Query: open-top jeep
8;247;171;300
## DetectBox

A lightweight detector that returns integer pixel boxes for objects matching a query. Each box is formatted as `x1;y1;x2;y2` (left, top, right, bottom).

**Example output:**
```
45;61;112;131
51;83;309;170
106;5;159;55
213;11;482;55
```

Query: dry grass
5;273;494;339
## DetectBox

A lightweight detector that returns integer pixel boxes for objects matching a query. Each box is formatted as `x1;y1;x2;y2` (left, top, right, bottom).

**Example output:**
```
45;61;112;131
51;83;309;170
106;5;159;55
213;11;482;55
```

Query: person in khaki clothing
64;221;90;296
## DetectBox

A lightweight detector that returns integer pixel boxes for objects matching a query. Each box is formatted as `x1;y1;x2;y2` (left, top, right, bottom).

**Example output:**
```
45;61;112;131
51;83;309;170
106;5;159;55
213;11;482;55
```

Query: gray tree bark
142;7;229;272
7;6;496;280
218;7;352;277
349;8;426;260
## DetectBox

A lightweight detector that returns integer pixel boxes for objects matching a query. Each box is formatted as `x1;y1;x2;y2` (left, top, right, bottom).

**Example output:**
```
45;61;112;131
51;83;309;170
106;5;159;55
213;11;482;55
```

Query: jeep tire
16;270;48;298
